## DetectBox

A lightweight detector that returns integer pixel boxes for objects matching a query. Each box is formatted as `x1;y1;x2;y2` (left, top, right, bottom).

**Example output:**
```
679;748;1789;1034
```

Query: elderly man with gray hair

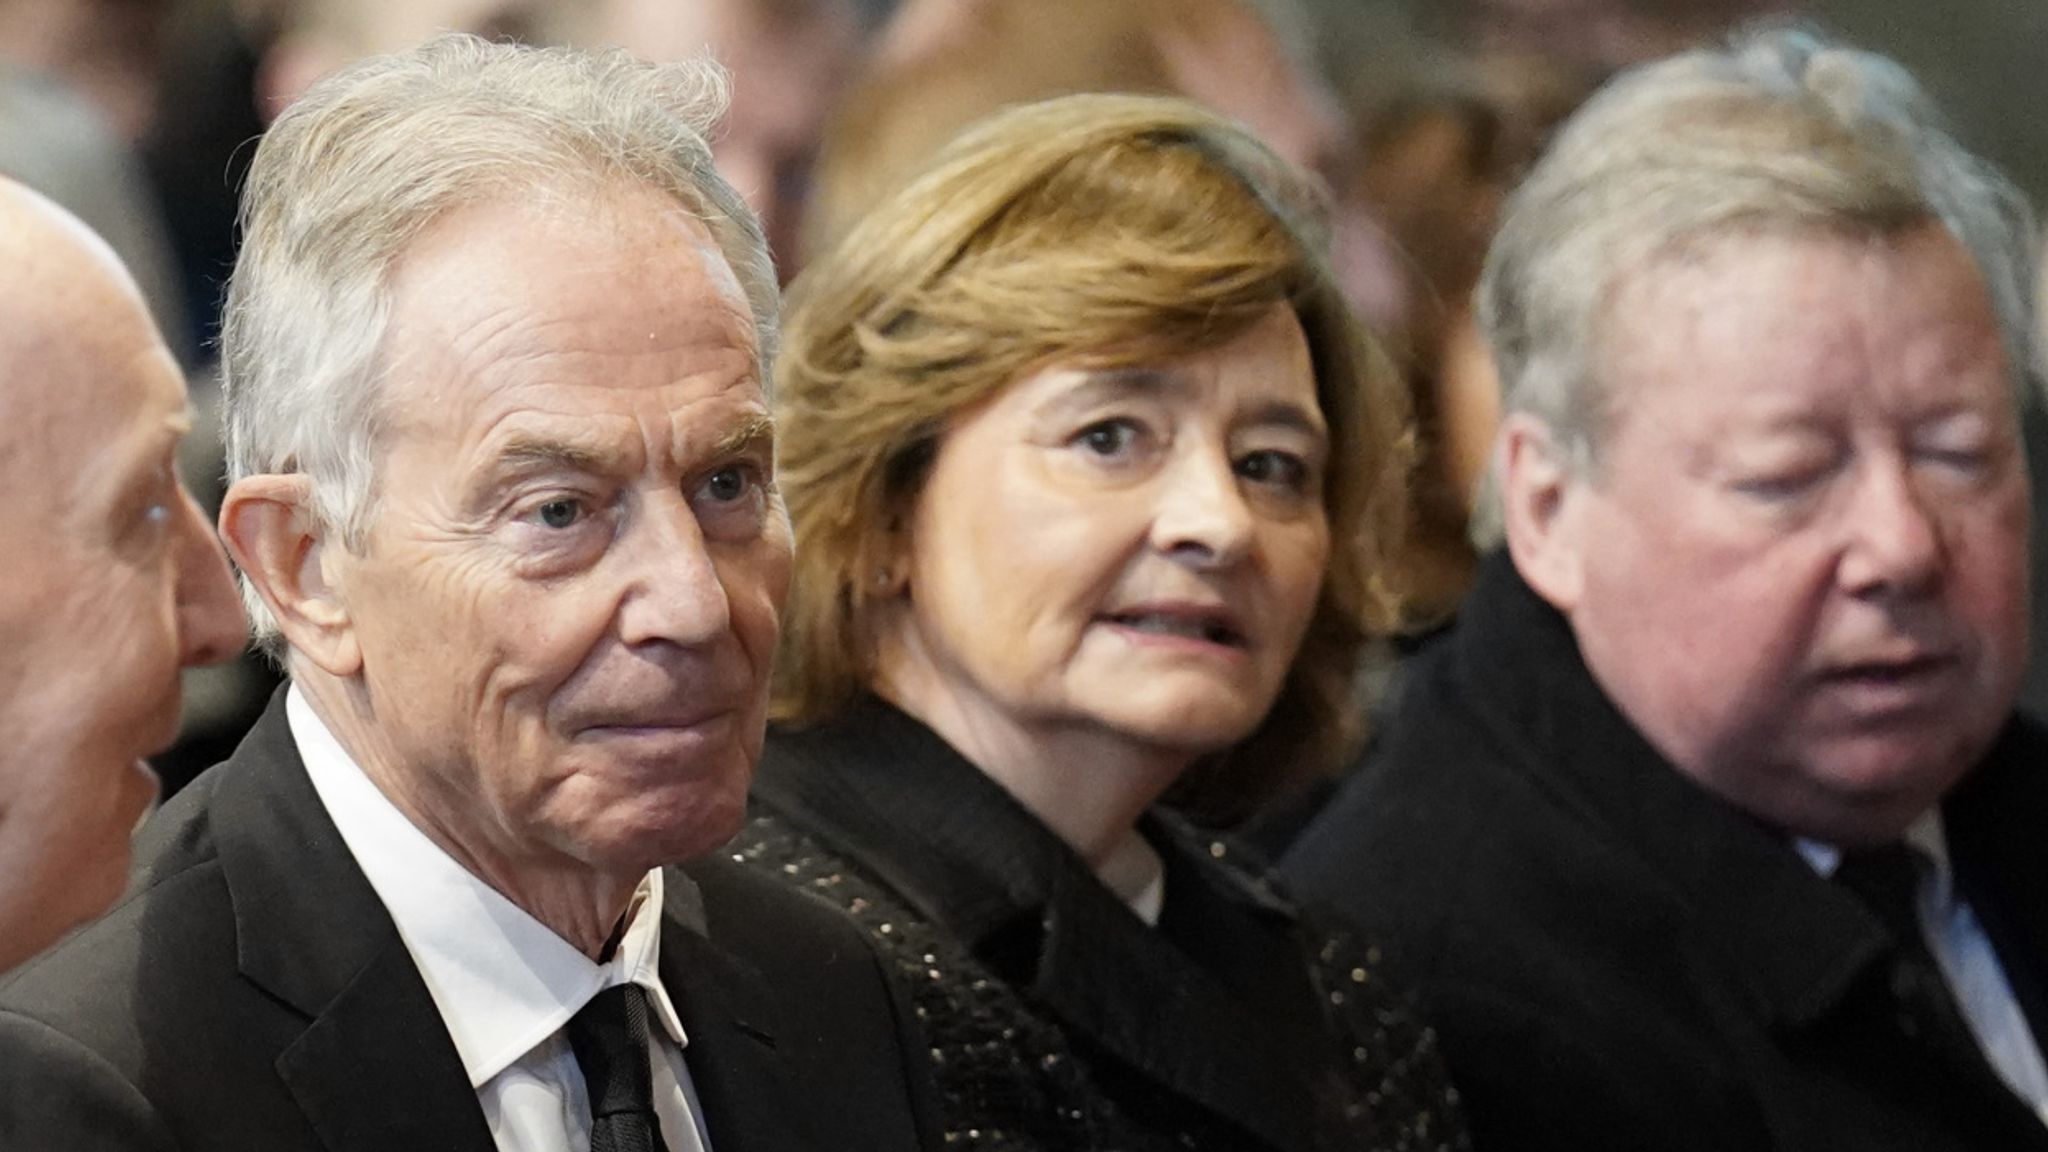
0;35;939;1152
1284;27;2048;1152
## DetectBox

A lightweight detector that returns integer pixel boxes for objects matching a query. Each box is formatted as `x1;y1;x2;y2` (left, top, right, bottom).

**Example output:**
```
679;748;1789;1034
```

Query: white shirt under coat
1799;812;2048;1127
289;686;714;1152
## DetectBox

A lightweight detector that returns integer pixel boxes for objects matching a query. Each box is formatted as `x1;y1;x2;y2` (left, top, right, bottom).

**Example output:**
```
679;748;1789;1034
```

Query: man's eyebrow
704;412;776;460
489;435;615;476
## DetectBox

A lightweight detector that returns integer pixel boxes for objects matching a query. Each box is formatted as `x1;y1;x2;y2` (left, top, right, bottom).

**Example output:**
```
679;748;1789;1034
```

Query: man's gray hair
1471;25;2038;547
222;34;778;651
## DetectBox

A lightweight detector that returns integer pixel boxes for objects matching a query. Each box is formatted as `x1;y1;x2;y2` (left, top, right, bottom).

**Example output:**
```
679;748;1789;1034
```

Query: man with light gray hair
1285;27;2048;1152
0;35;939;1152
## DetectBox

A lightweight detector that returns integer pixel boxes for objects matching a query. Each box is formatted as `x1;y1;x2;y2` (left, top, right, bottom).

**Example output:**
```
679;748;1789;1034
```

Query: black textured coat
0;692;943;1152
1283;551;2048;1152
733;696;1470;1152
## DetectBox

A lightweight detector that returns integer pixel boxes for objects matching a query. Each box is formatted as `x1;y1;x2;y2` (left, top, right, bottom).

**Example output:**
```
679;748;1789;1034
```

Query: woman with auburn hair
732;94;1468;1152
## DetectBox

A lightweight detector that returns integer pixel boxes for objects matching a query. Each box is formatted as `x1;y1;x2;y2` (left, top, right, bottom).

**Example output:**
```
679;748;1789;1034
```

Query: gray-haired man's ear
1500;412;1588;615
218;475;363;677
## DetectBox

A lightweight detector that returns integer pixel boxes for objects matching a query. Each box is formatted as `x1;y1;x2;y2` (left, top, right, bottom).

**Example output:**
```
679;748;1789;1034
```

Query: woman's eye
534;498;585;529
1074;420;1139;458
1237;449;1310;491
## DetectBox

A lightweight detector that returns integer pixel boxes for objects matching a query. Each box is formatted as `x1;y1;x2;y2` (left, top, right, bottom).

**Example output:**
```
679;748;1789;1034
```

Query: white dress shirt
289;687;714;1152
1799;813;2048;1126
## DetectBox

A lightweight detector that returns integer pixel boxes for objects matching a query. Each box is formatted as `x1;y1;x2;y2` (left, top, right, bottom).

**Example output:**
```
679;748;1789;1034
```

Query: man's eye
1733;473;1821;502
535;498;584;529
700;464;758;504
1921;448;1989;476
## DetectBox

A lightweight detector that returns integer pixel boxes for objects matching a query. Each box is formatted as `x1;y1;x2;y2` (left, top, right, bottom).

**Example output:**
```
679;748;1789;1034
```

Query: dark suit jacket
1282;552;2048;1152
0;692;941;1152
739;697;1470;1152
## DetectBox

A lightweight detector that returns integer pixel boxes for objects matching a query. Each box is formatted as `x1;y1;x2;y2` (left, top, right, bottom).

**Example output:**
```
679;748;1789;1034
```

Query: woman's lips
1097;602;1252;659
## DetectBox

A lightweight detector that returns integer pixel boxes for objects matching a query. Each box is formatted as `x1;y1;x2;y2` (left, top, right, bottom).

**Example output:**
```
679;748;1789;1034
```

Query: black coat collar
1449;553;2048;1037
1446;552;1912;1029
753;696;1326;1152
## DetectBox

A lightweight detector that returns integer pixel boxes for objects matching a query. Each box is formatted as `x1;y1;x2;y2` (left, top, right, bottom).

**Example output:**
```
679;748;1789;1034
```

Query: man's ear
1499;413;1588;613
218;476;363;677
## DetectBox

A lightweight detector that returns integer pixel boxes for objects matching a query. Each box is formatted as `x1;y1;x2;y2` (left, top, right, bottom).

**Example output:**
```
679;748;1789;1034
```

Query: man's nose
1150;449;1255;569
615;498;732;648
174;488;247;667
1839;462;1944;599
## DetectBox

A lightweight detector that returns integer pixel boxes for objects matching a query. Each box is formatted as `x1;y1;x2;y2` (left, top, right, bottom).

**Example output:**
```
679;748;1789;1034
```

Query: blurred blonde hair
773;93;1412;820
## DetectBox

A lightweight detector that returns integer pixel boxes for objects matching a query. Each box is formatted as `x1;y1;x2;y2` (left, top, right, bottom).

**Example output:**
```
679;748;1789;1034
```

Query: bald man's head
0;178;244;972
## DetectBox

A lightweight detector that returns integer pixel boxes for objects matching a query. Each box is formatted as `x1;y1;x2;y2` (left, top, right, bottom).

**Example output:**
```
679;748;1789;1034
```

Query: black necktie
568;983;670;1152
1835;843;1982;1066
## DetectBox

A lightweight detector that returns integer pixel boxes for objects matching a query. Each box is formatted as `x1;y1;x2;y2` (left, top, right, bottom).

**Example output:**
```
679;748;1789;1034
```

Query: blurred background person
797;0;1411;336
1286;28;2048;1150
255;0;584;116
736;92;1468;1152
1347;51;1599;625
1454;0;1794;71
597;0;871;281
0;0;178;143
0;176;243;973
0;0;186;357
0;62;186;357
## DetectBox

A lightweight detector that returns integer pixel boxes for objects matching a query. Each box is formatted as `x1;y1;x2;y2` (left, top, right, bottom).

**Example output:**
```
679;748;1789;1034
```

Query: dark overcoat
735;696;1471;1152
1283;552;2048;1152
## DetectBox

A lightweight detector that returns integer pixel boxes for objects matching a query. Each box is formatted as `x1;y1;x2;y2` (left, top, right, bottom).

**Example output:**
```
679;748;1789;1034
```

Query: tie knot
1835;842;1929;944
569;983;659;1125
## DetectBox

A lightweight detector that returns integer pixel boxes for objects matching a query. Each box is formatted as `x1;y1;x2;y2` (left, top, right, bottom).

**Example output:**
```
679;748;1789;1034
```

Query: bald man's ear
219;475;362;677
1499;413;1587;614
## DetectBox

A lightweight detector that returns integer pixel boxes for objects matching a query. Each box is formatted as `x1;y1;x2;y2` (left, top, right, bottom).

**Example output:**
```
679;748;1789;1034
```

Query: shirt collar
287;685;689;1088
1797;810;1953;903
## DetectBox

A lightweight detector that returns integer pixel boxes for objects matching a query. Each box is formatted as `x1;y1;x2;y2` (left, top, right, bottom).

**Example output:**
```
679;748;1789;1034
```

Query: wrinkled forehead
370;188;761;427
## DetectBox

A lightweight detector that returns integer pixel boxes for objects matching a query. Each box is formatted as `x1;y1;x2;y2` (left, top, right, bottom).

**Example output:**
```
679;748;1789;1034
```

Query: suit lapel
659;868;813;1152
277;942;498;1152
213;692;496;1152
